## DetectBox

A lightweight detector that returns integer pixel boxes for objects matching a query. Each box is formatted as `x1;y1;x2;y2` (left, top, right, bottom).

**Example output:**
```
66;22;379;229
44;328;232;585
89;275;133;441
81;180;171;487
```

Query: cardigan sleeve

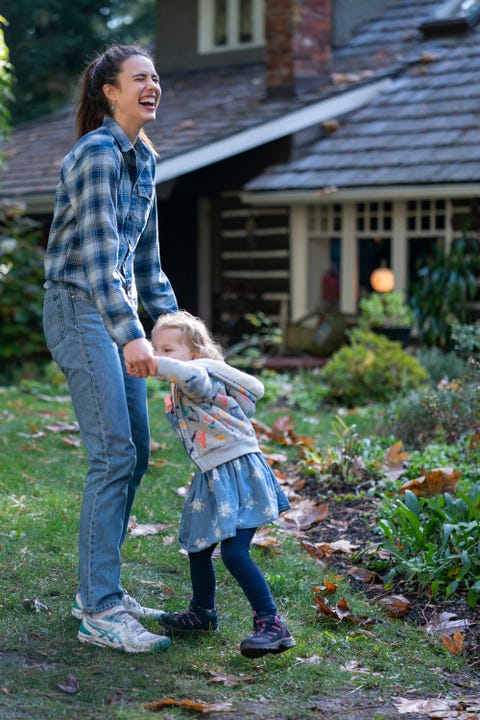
156;357;220;402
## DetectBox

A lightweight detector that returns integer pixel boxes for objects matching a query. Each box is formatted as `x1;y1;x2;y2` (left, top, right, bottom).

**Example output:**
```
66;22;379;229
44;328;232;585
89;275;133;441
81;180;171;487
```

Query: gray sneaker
71;592;165;621
78;607;170;653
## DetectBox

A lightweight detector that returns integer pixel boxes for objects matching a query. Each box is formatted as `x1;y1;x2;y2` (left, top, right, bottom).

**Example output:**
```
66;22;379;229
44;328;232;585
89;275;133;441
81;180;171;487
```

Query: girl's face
104;54;161;141
152;327;196;362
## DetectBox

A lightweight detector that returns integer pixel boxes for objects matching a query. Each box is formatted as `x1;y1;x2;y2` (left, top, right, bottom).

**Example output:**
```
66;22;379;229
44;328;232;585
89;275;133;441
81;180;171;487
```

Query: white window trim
198;0;265;54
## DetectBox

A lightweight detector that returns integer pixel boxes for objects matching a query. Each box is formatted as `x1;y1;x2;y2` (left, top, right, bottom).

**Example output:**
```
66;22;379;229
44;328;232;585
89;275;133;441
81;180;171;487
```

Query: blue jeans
43;285;150;613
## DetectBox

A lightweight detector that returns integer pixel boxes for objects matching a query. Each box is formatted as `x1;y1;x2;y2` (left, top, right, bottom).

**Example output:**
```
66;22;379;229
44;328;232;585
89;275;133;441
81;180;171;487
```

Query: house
1;0;480;346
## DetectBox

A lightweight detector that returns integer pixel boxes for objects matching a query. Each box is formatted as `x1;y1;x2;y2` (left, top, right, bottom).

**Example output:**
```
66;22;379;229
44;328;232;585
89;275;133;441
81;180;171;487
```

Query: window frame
198;0;265;54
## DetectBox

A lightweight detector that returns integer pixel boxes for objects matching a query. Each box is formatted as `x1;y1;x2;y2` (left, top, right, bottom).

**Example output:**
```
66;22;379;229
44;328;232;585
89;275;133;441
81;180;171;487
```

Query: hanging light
370;264;395;293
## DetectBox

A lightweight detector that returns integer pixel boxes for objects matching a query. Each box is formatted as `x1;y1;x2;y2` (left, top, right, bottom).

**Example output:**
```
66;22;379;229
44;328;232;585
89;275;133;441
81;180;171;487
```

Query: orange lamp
370;265;395;293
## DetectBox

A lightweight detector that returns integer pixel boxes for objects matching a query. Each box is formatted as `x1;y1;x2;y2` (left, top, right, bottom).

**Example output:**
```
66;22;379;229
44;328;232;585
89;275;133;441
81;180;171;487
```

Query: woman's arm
65;140;145;347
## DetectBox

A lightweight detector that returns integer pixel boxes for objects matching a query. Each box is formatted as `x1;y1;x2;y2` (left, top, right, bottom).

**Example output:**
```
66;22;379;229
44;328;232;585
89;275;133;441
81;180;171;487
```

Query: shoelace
253;618;282;637
172;610;200;625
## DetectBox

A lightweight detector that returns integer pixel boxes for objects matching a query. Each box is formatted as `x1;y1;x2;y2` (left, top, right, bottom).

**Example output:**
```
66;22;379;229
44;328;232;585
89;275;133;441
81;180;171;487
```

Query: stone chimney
265;0;332;98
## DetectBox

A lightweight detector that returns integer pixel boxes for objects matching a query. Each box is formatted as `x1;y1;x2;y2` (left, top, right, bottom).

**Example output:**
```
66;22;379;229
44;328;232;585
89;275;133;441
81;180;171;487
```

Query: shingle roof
2;0;476;200
246;1;480;192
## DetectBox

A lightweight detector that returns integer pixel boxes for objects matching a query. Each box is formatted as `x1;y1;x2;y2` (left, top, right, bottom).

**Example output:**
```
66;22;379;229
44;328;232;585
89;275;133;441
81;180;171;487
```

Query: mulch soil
299;475;480;665
284;471;480;719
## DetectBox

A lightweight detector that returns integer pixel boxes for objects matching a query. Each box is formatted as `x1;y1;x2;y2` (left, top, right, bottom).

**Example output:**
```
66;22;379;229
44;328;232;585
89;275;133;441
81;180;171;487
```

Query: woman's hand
124;338;158;377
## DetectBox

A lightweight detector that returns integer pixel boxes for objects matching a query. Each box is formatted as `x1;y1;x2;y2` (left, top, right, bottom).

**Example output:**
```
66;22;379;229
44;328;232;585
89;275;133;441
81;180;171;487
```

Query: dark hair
75;44;157;153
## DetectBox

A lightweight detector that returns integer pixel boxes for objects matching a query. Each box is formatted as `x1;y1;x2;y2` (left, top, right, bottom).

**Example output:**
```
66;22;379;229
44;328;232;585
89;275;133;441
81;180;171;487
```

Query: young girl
151;311;295;658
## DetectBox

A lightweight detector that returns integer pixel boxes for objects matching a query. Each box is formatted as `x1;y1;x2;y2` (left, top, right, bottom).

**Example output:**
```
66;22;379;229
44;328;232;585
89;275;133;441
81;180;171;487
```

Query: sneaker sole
78;631;170;653
240;637;296;658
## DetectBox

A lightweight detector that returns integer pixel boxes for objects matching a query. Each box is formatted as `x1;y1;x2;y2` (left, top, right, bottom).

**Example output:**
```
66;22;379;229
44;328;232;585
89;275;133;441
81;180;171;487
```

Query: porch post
290;205;309;321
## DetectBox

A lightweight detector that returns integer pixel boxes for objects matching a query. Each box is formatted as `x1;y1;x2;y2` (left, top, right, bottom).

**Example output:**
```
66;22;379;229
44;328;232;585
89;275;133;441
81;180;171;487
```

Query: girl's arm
156;357;218;402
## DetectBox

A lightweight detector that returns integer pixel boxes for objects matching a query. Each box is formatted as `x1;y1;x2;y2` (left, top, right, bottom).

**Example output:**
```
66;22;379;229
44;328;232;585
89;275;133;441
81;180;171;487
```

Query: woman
43;44;177;653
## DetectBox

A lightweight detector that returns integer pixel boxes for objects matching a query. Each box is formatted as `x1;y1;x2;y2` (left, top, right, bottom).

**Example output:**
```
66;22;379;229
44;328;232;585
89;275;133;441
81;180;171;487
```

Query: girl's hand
124;338;158;377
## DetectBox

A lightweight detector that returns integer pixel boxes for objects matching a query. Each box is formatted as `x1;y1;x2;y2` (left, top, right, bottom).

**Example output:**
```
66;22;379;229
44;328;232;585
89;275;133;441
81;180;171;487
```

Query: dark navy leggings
188;527;277;616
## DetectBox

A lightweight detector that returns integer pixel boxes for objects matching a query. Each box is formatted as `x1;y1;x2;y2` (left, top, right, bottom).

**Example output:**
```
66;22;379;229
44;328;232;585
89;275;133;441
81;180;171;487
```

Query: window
307;205;342;311
198;0;264;53
419;0;480;35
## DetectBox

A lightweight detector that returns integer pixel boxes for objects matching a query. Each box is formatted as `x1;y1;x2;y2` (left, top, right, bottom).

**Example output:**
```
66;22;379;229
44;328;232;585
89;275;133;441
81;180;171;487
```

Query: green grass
0;378;470;720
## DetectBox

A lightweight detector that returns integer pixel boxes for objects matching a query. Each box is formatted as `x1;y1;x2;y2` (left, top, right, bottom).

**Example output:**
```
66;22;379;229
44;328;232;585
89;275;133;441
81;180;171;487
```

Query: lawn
0;373;478;720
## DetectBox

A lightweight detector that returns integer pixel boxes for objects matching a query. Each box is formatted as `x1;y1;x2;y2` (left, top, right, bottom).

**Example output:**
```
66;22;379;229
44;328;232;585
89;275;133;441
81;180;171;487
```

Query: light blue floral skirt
178;452;290;553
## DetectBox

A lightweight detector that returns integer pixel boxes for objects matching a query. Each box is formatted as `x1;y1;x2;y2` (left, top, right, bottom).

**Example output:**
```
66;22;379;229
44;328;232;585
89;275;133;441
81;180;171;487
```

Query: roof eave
241;184;480;205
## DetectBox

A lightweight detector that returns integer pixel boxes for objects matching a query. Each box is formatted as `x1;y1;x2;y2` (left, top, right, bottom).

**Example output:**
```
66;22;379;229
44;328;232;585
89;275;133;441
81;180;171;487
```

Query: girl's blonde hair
152;311;224;361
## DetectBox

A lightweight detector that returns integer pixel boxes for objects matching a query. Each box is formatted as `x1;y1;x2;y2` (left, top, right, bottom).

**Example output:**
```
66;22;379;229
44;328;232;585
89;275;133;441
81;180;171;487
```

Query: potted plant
358;291;414;345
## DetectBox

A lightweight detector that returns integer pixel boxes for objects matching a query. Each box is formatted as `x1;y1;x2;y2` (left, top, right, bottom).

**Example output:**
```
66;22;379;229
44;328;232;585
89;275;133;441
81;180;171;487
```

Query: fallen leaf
262;451;288;465
143;697;233;713
382;441;409;481
128;522;169;537
251;528;280;548
400;467;461;496
175;484;191;497
301;538;357;559
441;630;464;655
17;431;46;439
377;594;411;617
313;591;375;626
45;422;80;433
393;696;453;714
62;435;82;447
348;567;383;585
340;659;370;674
149;458;167;467
37;394;71;403
150;439;168;452
425;612;472;636
322;578;339;594
282;500;329;530
207;671;255;686
22;597;49;613
57;674;80;694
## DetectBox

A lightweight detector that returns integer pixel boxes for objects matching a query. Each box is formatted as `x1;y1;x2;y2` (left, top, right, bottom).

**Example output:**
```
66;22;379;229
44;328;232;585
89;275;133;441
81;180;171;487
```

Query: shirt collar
103;117;150;162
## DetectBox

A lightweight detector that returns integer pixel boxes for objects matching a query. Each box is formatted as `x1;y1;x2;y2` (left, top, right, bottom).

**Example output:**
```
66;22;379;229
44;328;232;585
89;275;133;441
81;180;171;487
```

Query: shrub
358;291;414;329
0;203;47;376
319;329;428;407
376;360;479;448
450;318;480;358
410;234;480;348
377;489;480;608
374;389;438;449
415;346;469;385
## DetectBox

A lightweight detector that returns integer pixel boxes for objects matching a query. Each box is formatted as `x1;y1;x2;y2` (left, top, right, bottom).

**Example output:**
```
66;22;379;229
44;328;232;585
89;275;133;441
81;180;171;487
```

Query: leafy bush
450;318;480;357
226;311;282;368
415;346;469;385
411;234;480;348
358;291;414;329
374;389;437;449
0;203;47;376
377;489;480;608
319;329;428;407
375;360;479;449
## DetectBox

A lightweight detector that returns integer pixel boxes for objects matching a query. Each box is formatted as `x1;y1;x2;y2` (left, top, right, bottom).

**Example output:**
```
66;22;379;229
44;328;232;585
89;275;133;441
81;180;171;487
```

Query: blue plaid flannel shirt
44;117;178;346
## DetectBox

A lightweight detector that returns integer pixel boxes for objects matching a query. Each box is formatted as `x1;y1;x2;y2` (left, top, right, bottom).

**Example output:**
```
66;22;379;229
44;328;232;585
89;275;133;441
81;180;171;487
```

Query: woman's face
104;54;161;140
152;327;195;362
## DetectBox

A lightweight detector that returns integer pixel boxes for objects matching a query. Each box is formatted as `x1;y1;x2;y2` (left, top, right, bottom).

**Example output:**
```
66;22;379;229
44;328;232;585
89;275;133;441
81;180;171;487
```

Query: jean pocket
43;291;66;349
